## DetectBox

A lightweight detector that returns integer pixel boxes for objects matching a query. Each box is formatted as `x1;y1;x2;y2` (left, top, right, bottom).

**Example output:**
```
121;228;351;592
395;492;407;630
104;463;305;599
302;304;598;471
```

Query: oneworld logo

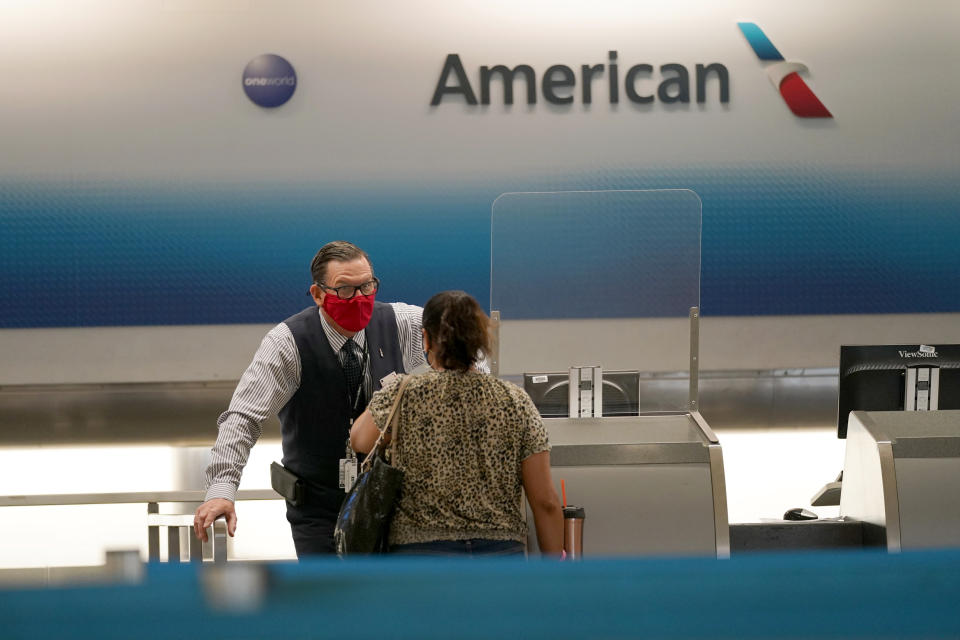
737;22;832;118
242;54;297;108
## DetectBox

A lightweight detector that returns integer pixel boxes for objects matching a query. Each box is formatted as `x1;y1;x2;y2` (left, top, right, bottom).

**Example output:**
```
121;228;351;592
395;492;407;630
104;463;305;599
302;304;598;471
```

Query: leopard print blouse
367;370;550;546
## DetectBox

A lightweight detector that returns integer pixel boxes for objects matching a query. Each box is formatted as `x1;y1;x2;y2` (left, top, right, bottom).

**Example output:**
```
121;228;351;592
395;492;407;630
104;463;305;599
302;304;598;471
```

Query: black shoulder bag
333;374;412;556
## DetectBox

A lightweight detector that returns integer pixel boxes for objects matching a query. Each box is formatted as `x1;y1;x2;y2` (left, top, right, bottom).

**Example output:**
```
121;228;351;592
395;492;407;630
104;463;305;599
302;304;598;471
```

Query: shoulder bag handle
363;374;413;472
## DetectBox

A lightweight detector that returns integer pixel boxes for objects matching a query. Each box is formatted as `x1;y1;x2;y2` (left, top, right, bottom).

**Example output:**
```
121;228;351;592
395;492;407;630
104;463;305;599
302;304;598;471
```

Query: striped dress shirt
203;302;425;502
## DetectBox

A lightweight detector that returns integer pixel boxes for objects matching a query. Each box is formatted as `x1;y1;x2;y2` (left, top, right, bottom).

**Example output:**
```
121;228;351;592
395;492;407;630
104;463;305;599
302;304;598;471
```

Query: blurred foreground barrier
2;548;960;639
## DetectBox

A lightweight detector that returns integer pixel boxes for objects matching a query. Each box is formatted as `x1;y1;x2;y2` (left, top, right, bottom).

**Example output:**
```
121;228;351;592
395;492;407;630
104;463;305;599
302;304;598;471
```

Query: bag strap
362;374;413;472
386;374;414;466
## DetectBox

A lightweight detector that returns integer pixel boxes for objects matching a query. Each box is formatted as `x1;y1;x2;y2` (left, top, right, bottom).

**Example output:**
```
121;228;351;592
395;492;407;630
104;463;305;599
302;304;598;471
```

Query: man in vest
193;240;426;555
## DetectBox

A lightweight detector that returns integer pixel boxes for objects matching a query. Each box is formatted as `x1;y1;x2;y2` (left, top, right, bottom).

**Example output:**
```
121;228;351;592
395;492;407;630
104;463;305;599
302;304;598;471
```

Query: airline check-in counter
841;409;960;550
490;190;728;557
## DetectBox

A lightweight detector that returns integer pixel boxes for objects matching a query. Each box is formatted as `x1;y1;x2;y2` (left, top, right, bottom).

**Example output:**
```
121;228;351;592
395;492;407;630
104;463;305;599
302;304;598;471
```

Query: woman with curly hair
351;290;563;556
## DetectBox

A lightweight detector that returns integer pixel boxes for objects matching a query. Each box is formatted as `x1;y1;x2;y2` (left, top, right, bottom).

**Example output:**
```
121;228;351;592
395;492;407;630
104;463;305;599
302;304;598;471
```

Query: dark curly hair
422;290;490;372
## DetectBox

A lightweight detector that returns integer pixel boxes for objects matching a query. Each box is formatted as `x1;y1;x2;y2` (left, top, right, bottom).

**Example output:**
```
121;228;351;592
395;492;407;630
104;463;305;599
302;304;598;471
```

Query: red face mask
322;292;375;332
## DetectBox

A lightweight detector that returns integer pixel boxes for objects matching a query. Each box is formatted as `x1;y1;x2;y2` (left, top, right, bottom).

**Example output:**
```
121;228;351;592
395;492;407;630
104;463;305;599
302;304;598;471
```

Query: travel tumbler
562;506;585;559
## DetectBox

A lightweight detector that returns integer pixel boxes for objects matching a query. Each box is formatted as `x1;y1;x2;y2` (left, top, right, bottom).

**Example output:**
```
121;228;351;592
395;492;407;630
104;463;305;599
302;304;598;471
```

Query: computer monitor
837;344;960;438
523;370;640;418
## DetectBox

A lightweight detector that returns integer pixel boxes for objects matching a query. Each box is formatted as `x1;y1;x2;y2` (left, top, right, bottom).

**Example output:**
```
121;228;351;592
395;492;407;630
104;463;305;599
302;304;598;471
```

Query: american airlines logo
737;22;832;118
429;25;832;117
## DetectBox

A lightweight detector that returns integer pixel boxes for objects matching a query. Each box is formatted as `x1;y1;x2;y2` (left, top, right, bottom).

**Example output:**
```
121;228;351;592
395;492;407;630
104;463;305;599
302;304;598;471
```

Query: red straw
561;479;567;508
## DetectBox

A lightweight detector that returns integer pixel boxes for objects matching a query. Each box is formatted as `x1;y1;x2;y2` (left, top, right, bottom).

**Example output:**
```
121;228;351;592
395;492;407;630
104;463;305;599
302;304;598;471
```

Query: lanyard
345;340;369;460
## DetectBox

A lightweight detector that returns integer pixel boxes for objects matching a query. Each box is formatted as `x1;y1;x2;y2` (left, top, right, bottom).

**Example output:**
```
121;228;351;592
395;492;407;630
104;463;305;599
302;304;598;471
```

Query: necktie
342;338;363;409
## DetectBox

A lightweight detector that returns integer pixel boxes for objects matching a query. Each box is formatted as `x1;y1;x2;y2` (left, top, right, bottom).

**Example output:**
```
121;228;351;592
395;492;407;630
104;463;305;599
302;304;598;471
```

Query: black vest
279;302;405;490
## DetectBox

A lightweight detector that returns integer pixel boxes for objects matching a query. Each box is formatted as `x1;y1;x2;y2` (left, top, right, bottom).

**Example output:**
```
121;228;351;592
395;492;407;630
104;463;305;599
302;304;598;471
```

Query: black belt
276;458;365;512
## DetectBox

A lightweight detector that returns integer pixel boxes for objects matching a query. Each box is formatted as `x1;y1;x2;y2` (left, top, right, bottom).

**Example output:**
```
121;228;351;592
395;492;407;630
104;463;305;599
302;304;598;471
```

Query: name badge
339;458;358;491
380;371;399;387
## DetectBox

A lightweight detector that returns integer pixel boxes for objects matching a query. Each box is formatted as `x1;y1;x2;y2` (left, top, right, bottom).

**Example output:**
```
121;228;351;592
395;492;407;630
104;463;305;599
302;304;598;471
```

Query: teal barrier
3;548;959;639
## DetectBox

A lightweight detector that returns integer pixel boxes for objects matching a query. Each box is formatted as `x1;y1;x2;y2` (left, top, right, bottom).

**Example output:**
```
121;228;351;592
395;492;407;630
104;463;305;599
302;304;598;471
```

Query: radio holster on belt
270;461;304;506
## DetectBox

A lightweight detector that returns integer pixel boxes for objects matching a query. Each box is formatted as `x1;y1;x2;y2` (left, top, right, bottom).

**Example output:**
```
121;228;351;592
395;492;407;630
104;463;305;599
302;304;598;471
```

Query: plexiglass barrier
491;190;701;412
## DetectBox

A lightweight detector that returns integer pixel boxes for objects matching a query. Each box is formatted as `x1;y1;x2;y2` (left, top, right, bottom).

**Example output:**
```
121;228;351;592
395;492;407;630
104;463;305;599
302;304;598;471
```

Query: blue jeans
390;538;525;557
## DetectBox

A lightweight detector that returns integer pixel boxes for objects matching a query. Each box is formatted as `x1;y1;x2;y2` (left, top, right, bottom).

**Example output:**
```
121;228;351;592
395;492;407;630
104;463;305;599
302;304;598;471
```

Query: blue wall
3;167;957;327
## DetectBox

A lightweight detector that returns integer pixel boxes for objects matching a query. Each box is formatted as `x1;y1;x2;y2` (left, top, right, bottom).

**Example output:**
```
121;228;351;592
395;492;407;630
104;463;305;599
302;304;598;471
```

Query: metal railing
0;489;278;565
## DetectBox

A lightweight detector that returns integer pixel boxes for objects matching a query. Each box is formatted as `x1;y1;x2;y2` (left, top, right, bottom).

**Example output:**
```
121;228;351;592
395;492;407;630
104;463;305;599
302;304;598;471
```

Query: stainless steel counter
532;412;728;558
840;410;960;550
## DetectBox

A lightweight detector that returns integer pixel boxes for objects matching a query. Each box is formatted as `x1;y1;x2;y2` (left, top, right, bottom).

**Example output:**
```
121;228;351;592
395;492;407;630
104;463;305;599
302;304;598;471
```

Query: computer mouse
783;507;818;521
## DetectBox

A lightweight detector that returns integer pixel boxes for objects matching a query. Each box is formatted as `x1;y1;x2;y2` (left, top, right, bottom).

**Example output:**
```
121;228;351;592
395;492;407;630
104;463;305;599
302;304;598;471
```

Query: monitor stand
810;471;843;507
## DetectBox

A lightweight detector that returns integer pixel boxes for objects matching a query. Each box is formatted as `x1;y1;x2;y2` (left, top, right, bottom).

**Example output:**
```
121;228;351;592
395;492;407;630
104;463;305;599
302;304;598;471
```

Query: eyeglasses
317;277;380;300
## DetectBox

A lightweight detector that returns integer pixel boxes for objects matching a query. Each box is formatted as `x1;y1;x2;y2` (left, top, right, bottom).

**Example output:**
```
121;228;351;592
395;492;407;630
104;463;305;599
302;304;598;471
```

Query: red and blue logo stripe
738;22;832;118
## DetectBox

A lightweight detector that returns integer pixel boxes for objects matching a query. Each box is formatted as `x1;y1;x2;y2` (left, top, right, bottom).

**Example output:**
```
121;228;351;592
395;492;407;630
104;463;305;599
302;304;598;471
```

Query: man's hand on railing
194;498;237;542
